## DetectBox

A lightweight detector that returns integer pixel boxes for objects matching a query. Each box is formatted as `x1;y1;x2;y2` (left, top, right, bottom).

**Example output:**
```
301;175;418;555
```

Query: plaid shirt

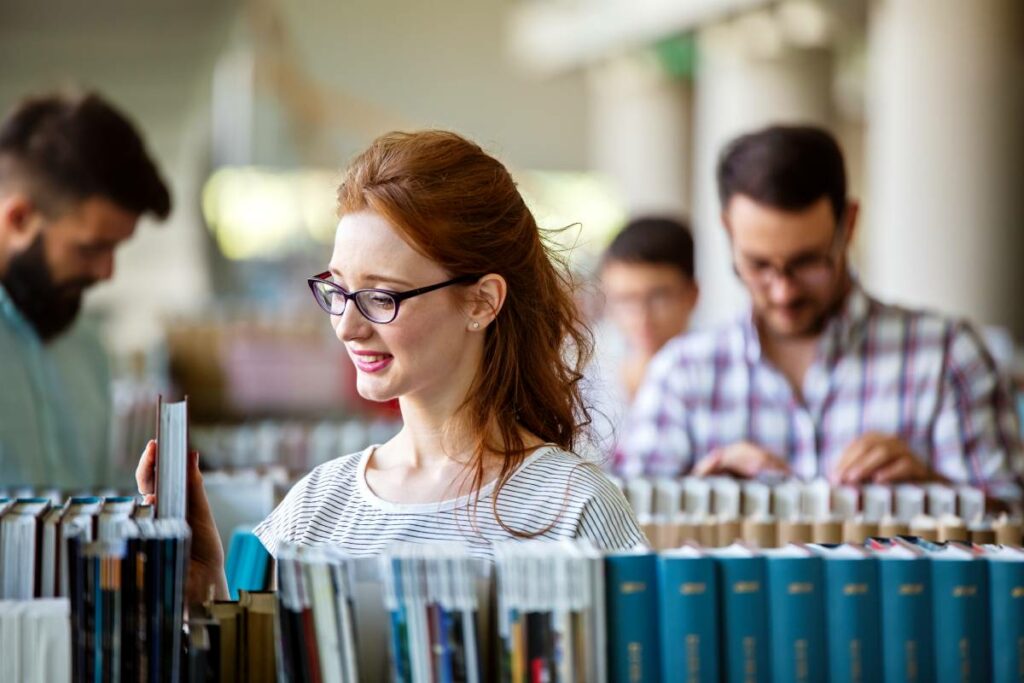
616;281;1023;500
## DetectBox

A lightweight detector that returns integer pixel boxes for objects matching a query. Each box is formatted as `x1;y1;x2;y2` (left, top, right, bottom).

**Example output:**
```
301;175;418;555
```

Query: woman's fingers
136;439;157;495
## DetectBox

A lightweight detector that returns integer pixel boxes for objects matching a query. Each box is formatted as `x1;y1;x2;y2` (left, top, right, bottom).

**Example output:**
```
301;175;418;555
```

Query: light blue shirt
0;283;111;491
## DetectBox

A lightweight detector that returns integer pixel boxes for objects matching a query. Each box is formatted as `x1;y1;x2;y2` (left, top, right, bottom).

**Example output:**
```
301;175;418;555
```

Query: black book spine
67;536;85;683
146;536;163;683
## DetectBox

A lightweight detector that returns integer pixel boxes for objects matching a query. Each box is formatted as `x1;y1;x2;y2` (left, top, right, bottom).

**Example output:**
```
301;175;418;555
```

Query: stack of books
493;539;606;683
188;590;278;683
65;517;191;683
607;539;1024;683
609;475;1024;549
0;495;153;601
0;598;70;682
260;537;1023;683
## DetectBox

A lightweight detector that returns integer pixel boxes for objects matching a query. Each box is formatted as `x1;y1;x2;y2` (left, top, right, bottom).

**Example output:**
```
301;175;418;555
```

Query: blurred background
2;0;1022;539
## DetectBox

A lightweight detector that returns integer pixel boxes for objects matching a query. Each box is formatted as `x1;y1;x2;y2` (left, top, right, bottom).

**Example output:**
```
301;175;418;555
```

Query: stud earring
471;321;481;330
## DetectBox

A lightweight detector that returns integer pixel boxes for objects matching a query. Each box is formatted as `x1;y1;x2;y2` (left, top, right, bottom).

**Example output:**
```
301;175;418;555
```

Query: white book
156;397;189;520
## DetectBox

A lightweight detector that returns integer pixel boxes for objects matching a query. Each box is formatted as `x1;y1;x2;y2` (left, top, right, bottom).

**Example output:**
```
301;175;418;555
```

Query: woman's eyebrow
363;272;413;288
325;268;413;288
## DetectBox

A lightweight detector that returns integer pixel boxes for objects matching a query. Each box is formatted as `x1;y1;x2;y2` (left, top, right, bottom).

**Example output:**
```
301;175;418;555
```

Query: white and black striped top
253;445;647;559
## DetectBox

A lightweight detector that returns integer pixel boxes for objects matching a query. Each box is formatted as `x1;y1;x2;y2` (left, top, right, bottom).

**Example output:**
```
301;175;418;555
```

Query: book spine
878;558;933;683
822;558;883;683
657;555;719;683
765;556;826;683
988;558;1024;683
931;559;991;683
715;556;770;683
605;554;660;683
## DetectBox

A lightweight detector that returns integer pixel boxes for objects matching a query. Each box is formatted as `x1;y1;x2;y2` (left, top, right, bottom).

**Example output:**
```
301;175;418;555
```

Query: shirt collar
742;275;871;366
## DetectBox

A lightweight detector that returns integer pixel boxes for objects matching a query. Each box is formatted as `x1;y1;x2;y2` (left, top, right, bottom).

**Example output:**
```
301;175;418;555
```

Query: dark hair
602;216;695;280
717;125;846;222
337;130;593;536
0;91;170;218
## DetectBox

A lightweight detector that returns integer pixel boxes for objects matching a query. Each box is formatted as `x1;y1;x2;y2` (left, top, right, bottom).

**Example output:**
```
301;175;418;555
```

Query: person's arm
930;323;1023;503
136;440;229;603
615;345;694;478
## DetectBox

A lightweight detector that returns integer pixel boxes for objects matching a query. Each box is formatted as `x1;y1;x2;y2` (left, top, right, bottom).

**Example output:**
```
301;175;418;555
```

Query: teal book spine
715;556;770;683
605;553;660;683
988;557;1024;683
931;559;991;683
765;556;826;683
878;558;933;683
822;558;883;683
657;555;718;683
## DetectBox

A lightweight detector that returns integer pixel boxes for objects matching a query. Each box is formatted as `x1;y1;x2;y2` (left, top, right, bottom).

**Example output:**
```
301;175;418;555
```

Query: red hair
336;130;593;534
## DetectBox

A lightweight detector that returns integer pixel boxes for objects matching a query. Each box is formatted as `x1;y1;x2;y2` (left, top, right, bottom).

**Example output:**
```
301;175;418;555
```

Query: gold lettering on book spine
849;639;862;682
905;640;918;681
621;582;646;594
795;638;809;681
743;636;757;683
844;583;869;596
686;634;700;683
734;581;760;594
628;642;643;682
789;582;813;594
899;583;924;595
680;582;706;595
952;585;977;598
1011;586;1024;598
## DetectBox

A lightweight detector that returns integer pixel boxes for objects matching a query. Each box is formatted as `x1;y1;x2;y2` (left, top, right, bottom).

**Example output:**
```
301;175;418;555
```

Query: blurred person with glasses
587;217;698;461
137;131;645;602
617;125;1022;507
0;92;170;490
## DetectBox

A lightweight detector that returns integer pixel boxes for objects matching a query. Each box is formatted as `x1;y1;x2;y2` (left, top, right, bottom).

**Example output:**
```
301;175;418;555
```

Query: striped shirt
616;281;1023;500
253;444;647;559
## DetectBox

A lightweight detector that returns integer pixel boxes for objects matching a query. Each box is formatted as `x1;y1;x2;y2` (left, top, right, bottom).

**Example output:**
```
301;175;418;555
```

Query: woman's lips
351;352;393;373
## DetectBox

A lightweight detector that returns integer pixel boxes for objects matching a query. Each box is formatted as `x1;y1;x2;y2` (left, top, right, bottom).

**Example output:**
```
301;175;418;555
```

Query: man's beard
1;233;91;342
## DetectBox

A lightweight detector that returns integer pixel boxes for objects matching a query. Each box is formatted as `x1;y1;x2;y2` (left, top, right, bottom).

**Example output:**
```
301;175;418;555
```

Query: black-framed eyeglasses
733;222;847;290
307;271;481;324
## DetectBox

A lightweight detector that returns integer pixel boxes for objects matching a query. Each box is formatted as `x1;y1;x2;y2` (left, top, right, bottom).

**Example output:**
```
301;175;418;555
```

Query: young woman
137;130;645;602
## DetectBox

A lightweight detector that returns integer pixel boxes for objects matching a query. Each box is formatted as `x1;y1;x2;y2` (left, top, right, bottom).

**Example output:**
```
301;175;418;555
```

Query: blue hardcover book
811;544;883;683
870;539;934;683
657;546;719;683
764;545;826;683
605;549;660;683
710;544;770;683
984;545;1024;683
925;543;991;683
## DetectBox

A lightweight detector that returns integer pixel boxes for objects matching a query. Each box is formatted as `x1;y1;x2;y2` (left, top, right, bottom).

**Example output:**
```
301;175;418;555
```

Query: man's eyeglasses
734;227;846;290
307;271;481;324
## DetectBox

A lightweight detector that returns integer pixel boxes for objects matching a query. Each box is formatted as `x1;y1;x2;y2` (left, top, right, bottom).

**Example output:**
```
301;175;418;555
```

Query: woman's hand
136;440;230;603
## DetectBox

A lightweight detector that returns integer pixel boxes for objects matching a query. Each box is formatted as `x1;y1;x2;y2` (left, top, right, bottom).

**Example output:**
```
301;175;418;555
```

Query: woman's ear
466;273;506;331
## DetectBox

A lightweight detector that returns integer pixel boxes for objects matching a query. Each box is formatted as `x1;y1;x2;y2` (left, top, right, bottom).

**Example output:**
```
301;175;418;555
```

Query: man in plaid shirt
617;125;1022;501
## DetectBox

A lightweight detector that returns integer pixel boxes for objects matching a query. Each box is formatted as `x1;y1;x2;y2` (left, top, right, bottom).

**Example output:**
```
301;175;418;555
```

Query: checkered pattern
616;282;1023;500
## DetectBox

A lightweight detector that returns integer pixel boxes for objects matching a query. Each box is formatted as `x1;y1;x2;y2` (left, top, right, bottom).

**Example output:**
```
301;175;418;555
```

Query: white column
587;52;693;218
692;14;834;327
864;0;1024;339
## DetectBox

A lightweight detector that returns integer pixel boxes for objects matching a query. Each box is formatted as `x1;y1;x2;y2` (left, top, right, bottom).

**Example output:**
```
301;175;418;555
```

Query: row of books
610;475;1024;549
0;496;152;600
188;590;278;683
190;418;401;472
611;539;1024;683
0;598;70;683
65;517;191;683
269;538;1024;683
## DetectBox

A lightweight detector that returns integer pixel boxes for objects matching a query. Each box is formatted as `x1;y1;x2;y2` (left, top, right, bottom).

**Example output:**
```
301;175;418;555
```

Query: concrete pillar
587;52;693;219
864;0;1024;339
692;13;834;327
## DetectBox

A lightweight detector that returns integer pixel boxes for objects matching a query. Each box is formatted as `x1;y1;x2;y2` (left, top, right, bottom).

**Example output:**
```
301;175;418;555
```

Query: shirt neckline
356;443;558;513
